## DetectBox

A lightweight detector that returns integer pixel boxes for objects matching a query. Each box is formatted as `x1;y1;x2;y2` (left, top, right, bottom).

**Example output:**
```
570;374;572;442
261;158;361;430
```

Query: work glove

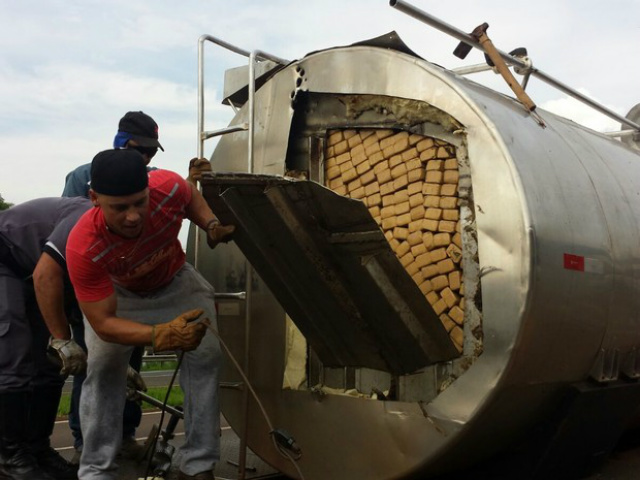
205;219;236;249
47;337;87;377
152;309;210;353
125;366;147;402
187;157;212;185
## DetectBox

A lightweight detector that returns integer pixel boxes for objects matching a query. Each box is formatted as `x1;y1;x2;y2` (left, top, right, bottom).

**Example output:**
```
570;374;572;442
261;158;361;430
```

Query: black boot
31;448;78;480
0;391;54;480
27;387;78;480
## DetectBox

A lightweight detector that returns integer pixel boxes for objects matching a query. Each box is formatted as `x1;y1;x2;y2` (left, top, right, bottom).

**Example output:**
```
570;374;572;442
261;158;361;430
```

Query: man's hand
206;220;235;249
187;157;212;185
47;338;87;377
126;366;147;402
152;309;210;353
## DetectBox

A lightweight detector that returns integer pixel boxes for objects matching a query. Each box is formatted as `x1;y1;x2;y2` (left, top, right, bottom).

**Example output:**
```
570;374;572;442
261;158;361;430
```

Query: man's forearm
79;295;155;346
33;254;71;339
185;182;219;230
87;314;155;346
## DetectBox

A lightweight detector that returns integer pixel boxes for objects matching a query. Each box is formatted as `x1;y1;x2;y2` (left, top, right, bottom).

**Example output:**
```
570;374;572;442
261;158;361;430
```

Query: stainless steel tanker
190;4;640;479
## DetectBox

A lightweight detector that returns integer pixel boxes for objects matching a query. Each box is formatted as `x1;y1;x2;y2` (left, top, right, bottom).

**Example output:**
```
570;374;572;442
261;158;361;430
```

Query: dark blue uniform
0;197;91;480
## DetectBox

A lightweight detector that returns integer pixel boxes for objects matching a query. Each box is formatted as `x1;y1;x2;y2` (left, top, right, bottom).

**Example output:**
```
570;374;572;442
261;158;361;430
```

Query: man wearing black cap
63;111;164;198
65;149;233;480
62;110;164;462
0;196;91;480
63;111;211;197
113;110;164;151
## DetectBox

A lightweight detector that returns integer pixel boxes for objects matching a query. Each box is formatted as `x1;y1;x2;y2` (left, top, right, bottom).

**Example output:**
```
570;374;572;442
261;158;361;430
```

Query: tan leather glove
152;309;210;353
188;157;212;185
206;219;236;249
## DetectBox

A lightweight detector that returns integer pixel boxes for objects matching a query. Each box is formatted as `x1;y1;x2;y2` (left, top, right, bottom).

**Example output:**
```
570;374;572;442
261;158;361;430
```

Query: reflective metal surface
202;174;457;374
196;41;640;480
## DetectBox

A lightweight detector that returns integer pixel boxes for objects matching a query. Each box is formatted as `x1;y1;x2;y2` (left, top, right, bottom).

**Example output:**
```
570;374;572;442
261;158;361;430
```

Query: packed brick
324;128;465;353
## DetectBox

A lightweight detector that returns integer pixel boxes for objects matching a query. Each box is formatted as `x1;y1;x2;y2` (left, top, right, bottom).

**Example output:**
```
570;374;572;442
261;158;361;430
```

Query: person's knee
200;330;222;360
86;354;129;386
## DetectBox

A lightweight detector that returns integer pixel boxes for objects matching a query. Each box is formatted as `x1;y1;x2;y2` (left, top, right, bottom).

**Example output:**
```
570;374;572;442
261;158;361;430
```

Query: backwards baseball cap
90;149;149;196
115;111;164;151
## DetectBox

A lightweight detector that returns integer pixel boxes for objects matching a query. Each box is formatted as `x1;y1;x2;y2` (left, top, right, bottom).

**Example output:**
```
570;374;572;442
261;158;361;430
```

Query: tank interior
280;93;484;404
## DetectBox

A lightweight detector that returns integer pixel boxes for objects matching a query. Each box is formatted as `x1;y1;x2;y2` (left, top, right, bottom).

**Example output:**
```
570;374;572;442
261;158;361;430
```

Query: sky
1;0;639;207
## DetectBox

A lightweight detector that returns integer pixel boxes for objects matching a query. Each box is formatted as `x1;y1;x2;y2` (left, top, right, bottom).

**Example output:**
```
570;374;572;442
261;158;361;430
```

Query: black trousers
0;262;63;392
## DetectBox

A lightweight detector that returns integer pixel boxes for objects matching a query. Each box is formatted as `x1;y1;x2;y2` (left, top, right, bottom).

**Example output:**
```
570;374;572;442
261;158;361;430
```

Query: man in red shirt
65;149;234;480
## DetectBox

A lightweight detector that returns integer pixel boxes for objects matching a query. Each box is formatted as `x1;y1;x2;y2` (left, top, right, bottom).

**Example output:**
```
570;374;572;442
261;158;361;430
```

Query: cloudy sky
1;0;638;206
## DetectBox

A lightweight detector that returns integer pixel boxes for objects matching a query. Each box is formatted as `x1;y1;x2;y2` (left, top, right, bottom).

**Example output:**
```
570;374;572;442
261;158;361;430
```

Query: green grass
57;386;184;417
57;359;182;417
145;386;184;409
58;393;72;417
140;360;178;372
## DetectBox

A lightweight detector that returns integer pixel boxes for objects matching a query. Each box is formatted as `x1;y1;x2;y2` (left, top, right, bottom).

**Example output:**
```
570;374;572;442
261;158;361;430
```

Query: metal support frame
197;35;288;159
389;0;640;133
196;35;287;480
452;63;493;75
604;130;639;139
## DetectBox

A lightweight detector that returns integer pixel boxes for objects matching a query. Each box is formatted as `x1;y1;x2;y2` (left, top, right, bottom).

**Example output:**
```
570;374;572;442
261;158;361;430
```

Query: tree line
0;194;13;210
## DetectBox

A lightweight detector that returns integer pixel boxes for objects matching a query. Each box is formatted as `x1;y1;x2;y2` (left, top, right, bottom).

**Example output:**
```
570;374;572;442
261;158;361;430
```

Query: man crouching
66;149;234;480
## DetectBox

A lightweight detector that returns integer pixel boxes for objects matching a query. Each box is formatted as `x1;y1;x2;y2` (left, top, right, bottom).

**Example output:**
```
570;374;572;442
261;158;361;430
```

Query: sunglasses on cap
131;145;158;159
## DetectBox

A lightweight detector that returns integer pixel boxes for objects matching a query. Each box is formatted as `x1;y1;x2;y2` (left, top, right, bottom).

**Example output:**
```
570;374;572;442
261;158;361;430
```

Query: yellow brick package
324;129;465;352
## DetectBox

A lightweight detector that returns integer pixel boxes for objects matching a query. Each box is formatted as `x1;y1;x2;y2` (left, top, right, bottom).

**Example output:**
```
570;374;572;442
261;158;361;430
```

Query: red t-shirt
67;169;192;302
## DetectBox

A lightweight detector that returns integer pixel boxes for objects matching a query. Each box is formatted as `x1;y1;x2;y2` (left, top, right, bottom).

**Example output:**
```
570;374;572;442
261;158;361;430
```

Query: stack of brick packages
324;129;464;353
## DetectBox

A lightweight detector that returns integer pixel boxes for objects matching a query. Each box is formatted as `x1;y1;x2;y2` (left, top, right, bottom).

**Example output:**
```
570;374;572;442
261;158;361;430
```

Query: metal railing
197;35;288;159
195;37;287;480
389;0;640;135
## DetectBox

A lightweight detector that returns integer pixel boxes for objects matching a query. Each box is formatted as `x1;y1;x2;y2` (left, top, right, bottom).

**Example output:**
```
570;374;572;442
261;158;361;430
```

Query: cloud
1;64;196;111
540;89;625;133
0;0;638;208
0;60;229;205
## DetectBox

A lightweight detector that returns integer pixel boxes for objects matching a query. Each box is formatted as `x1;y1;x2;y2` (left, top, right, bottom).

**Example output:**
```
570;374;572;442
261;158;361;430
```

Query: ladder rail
195;35;288;480
197;34;288;159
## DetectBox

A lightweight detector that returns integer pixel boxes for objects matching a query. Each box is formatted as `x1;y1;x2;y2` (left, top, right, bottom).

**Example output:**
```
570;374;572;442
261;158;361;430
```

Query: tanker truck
188;2;640;479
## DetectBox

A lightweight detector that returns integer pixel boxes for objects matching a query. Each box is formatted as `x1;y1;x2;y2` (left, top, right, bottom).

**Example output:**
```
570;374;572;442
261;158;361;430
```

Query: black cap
118;111;164;151
90;149;149;196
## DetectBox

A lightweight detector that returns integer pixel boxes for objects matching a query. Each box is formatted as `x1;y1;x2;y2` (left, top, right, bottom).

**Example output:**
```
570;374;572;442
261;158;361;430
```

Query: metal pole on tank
389;0;640;132
196;35;254;479
194;36;207;278
196;35;256;270
235;48;285;480
234;49;259;480
196;36;288;479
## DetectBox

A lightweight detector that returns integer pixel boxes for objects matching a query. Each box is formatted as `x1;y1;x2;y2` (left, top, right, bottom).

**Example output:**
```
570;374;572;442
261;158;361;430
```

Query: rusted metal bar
389;0;640;132
470;23;537;113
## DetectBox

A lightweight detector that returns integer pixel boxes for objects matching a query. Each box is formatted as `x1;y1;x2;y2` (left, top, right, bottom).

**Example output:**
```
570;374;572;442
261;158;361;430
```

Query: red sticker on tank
563;253;584;271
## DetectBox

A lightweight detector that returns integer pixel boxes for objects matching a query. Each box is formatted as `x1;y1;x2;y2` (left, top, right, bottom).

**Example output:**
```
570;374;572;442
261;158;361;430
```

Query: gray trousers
78;263;222;480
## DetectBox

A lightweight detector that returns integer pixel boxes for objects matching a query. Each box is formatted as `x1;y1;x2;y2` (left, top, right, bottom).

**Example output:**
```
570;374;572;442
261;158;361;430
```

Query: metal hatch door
202;173;458;375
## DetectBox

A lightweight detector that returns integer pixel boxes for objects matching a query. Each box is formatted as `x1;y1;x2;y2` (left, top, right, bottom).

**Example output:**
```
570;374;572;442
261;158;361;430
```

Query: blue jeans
68;318;143;450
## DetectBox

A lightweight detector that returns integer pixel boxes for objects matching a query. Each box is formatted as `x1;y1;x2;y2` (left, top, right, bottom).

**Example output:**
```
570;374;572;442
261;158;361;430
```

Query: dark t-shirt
0;197;92;274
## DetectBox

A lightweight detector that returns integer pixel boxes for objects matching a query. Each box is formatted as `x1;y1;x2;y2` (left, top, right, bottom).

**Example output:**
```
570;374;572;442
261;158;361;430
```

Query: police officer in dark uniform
0;197;90;480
